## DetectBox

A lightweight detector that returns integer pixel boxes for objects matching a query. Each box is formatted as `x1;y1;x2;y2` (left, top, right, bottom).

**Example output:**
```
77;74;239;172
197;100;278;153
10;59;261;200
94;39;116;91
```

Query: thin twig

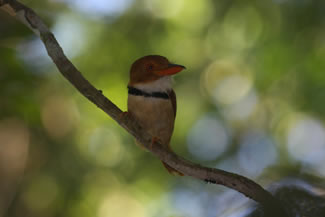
0;1;288;216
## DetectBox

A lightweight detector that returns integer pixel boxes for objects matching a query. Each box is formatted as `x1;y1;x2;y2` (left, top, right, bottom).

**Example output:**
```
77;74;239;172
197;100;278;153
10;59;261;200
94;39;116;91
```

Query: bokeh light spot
98;191;145;217
214;74;253;105
173;189;205;217
17;38;50;71
61;0;133;18
145;0;184;19
287;117;325;169
88;127;124;167
203;60;254;106
187;114;229;161
222;90;258;121
77;127;124;167
204;5;263;57
0;118;29;173
17;15;87;70
53;14;87;58
22;175;61;214
222;5;263;50
41;95;80;138
0;119;29;214
237;130;277;177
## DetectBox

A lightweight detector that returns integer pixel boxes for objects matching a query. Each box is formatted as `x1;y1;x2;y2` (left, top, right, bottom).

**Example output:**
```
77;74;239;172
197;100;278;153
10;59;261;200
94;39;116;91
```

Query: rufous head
129;55;185;85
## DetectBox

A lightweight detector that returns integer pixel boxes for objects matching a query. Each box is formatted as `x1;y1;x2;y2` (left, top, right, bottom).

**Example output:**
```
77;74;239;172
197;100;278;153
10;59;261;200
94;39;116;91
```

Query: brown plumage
127;55;185;175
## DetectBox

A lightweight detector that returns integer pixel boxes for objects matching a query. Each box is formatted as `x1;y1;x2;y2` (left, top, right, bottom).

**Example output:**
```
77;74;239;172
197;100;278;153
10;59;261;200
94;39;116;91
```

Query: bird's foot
119;111;129;120
150;137;161;150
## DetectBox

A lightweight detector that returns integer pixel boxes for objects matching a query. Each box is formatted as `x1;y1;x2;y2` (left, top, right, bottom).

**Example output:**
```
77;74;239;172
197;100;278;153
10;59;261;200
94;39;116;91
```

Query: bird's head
129;55;185;85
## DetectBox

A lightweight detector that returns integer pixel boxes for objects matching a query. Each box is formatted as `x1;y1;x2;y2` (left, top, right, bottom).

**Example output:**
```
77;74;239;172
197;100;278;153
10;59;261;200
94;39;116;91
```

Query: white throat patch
133;76;173;92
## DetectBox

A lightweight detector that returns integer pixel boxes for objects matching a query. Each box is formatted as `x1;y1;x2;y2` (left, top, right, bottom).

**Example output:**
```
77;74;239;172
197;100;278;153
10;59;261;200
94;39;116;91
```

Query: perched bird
127;55;185;175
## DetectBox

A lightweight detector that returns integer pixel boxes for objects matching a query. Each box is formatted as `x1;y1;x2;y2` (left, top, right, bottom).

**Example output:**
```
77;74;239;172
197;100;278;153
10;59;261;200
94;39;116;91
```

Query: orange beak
156;63;186;76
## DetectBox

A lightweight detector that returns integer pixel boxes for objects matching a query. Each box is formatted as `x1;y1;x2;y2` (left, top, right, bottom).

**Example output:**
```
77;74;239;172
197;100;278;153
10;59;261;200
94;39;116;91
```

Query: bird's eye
147;64;154;70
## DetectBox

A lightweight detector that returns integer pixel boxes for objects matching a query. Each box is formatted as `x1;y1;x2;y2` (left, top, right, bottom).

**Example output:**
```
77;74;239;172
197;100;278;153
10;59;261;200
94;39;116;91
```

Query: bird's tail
136;139;183;175
162;162;184;176
162;144;184;176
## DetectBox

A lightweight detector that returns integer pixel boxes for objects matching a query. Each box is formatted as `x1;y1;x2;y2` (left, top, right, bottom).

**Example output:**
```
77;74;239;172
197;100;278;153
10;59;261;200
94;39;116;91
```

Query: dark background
1;0;325;217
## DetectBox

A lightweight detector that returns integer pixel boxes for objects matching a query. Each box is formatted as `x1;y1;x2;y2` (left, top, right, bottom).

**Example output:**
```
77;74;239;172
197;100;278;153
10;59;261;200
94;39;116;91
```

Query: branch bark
0;1;289;216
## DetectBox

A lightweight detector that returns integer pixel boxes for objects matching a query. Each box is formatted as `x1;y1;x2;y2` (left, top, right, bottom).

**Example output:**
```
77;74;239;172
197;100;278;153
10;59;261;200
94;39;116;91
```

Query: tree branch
0;1;288;216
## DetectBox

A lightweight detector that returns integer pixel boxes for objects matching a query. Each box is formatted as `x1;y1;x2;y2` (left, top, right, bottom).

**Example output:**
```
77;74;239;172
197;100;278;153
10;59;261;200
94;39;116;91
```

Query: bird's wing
168;90;177;118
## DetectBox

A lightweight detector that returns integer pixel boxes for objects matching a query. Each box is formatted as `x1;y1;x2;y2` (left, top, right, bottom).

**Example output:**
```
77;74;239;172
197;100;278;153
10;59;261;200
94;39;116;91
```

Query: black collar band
128;86;169;99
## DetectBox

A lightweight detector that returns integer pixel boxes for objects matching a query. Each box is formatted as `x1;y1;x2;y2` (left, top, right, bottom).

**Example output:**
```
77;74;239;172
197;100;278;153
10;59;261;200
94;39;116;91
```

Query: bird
127;55;185;175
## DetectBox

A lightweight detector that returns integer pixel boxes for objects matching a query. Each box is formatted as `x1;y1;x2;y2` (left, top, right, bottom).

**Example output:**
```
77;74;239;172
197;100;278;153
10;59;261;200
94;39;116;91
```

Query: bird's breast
127;94;175;145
